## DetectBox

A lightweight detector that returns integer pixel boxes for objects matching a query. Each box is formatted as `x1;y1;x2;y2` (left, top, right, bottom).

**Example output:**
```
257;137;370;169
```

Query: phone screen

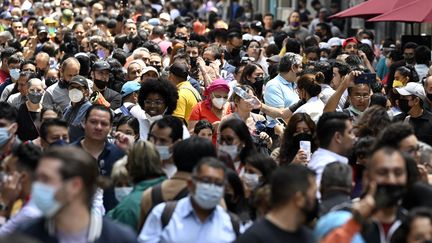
354;73;376;84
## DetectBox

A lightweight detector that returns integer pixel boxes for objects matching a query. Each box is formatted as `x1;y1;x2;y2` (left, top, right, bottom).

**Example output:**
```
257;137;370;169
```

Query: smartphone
299;141;311;161
354;73;376;84
275;117;287;127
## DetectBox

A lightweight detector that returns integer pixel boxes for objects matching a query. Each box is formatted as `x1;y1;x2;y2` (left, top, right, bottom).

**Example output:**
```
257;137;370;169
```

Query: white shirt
294;96;325;123
0;201;41;236
0;83;14;102
308;148;349;197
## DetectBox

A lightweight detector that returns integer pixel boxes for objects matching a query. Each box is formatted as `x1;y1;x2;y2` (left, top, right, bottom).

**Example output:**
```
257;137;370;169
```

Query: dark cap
169;62;188;80
69;75;88;88
37;25;48;34
92;60;110;71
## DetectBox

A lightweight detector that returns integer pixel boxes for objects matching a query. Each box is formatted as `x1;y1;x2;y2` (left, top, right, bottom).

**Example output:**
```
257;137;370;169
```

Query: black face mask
58;79;69;89
398;99;411;113
224;194;238;213
374;184;406;209
45;78;58;87
190;56;197;67
427;93;432;101
292;132;313;149
94;79;107;90
174;35;188;42
252;77;264;96
231;47;241;56
301;197;319;224
205;60;211;66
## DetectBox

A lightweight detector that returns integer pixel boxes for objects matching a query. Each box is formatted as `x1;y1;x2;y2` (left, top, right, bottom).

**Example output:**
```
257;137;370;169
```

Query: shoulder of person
100;217;137;242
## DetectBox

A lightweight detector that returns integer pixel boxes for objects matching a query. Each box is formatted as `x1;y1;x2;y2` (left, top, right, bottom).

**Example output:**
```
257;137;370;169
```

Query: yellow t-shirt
173;81;200;123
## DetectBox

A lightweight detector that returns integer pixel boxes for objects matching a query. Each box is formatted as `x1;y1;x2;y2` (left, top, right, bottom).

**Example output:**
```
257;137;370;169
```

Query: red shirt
189;102;221;144
0;70;9;85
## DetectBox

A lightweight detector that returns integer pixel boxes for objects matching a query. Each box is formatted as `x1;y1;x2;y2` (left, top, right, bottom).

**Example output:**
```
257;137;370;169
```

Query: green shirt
107;176;166;232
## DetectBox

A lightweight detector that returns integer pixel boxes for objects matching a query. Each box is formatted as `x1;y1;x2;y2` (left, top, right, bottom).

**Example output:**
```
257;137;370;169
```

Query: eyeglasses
193;176;224;187
352;94;370;100
144;99;164;106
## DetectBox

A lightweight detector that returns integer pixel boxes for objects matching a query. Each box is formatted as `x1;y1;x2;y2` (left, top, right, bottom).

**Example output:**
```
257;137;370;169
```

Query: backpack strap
173;187;189;201
161;201;178;229
227;211;241;237
151;183;164;207
179;85;202;102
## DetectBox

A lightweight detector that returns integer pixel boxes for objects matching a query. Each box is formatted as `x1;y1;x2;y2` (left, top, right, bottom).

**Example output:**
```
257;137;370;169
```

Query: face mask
114;187;133;202
375;184;406;209
243;172;260;189
349;105;364;116
68;88;84;103
45;78;58;87
174;35;188;42
31;182;62;217
192;182;224;210
205;60;211;66
212;97;227;109
291;21;300;28
147;114;163;123
155;145;172;160
28;91;43;104
37;69;45;79
292;133;312;151
49;139;68;147
0;127;11;148
301;197;319;224
427;93;432;101
190;56;197;67
231;47;241;56
94;79;107;90
392;79;404;88
398;99;411;113
58;79;69;89
218;144;239;160
320;57;328;62
9;68;19;81
267;37;274;44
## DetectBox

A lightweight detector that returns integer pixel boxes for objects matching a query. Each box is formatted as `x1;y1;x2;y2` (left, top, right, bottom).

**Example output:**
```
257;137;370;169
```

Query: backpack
179;85;202;102
160;201;241;237
113;104;136;126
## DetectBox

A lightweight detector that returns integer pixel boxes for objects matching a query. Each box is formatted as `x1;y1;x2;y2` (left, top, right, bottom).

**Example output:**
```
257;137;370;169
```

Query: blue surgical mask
155;145;172;160
0;127;11;148
49;139;68;147
9;68;20;81
192;182;224;209
114;187;133;202
31;182;62;217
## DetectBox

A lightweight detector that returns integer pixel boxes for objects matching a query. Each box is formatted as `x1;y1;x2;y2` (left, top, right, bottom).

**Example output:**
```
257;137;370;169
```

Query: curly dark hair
355;105;391;138
138;78;179;115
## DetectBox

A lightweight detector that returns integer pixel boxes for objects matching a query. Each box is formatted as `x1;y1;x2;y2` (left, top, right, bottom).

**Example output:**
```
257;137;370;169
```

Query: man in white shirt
308;112;355;192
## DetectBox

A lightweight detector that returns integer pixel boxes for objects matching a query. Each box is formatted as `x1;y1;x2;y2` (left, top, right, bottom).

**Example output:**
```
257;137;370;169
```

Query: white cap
319;42;330;50
159;13;171;22
142;66;159;77
395;82;426;101
360;39;373;48
327;37;342;47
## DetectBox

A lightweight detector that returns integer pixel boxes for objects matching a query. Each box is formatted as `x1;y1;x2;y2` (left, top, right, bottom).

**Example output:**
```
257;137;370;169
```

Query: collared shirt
264;74;299;112
73;139;125;211
138;197;236;243
294;96;325;123
173;81;200;123
7;93;27;110
408;111;432;146
107;176;166;232
63;101;92;143
308;148;349;191
42;82;70;112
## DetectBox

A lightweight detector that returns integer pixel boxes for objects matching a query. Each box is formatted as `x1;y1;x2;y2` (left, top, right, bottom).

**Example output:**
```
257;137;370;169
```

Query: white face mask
68;88;84;103
242;172;260;189
9;68;20;81
218;144;239;160
114;187;133;202
192;182;224;210
155;145;172;160
211;97;227;109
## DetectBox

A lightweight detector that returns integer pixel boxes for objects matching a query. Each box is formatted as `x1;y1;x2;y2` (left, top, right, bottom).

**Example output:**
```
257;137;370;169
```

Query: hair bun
315;72;325;84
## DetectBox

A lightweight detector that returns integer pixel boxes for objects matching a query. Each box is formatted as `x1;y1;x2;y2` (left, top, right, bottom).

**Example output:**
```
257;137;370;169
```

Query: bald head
35;52;50;75
424;76;432;99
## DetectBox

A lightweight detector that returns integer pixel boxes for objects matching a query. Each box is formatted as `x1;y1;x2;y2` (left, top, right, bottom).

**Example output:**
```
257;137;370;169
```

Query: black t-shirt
235;218;316;243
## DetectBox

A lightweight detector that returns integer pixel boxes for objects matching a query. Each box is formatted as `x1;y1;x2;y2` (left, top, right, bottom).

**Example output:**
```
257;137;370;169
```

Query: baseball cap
159;13;171;22
395;82;426;101
148;18;160;26
92;61;110;71
319;42;330;50
0;11;12;20
121;81;141;97
169;62;188;80
37;25;48;34
142;66;159;76
267;55;281;64
69;75;88;89
327;37;342;47
342;37;358;49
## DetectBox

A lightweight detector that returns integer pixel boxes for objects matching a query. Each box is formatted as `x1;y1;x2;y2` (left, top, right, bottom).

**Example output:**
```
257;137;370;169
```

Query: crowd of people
0;0;432;242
